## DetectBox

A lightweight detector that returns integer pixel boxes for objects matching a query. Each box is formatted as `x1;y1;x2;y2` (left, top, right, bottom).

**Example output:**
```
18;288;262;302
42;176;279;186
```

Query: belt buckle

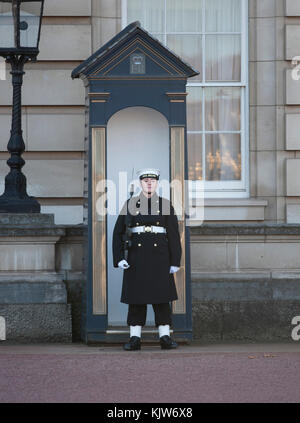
144;225;152;232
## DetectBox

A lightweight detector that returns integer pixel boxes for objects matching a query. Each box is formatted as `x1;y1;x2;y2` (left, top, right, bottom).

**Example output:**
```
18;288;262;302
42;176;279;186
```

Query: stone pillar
91;0;121;52
249;0;286;223
285;0;300;222
0;214;72;342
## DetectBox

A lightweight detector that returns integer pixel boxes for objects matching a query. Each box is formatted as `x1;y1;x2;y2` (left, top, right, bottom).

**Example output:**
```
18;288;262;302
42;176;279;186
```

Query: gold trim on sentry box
89;93;110;103
91;36;184;77
92;127;107;315
103;47;173;76
88;92;110;97
166;92;188;96
170;126;186;315
88;77;186;80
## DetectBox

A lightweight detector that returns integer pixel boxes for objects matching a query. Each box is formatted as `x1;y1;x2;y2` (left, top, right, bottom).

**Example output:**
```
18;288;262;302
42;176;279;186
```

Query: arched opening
107;106;170;326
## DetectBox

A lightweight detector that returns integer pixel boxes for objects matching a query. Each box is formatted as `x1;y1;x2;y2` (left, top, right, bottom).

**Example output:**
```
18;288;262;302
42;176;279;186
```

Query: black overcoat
112;191;182;304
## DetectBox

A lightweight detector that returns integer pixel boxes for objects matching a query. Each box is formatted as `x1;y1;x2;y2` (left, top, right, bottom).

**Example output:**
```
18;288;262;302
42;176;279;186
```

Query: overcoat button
154;243;157;247
138;243;141;247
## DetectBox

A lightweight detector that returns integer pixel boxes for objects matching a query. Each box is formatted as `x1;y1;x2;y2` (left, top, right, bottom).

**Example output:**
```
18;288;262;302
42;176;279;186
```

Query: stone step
0;271;65;284
0;213;55;226
0;281;67;304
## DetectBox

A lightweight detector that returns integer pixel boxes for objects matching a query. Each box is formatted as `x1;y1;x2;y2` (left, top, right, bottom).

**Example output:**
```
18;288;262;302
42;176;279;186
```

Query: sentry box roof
71;21;199;80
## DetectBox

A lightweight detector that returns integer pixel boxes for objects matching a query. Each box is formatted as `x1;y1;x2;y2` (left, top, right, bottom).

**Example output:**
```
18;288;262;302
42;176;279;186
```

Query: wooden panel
170;127;186;314
92;127;107;315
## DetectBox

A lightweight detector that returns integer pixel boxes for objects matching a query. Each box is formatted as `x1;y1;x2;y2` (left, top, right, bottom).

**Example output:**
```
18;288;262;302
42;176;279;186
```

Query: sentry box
72;21;199;344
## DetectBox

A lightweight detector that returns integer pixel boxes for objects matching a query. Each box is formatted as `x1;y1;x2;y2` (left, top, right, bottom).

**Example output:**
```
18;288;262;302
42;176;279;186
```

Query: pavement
1;341;300;403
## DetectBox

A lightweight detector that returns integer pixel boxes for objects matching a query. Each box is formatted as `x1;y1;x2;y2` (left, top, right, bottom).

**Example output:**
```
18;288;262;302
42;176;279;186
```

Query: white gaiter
158;324;170;338
130;325;142;338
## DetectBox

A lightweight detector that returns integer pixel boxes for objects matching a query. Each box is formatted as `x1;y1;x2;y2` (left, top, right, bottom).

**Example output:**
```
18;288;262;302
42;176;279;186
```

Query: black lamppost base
0;54;41;214
0;195;40;213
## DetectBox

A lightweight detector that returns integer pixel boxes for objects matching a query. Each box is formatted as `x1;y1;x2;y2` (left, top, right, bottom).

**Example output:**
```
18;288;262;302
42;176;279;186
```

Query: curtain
167;34;202;79
127;0;244;183
127;0;164;33
205;0;241;32
166;0;203;33
187;133;203;181
205;35;241;82
205;87;241;132
205;133;241;181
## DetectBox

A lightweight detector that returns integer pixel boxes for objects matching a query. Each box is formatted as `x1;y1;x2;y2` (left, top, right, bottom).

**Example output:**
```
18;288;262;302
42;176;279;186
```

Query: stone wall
54;222;300;343
2;219;299;343
55;225;85;342
2;0;299;225
0;215;73;342
1;0;300;343
190;223;300;342
0;0;93;225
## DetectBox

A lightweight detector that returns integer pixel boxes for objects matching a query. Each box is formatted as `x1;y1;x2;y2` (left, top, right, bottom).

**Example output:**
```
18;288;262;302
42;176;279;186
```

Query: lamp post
0;0;44;213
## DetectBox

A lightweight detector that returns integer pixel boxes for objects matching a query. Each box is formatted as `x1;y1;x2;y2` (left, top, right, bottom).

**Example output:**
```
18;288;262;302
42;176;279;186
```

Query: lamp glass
0;3;14;48
0;1;43;50
19;1;42;48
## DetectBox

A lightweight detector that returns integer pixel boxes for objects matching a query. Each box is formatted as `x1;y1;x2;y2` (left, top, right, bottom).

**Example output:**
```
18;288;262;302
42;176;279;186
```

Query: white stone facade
0;0;299;224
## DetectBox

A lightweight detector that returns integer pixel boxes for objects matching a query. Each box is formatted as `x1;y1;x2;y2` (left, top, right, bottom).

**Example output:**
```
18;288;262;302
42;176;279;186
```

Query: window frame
122;0;249;199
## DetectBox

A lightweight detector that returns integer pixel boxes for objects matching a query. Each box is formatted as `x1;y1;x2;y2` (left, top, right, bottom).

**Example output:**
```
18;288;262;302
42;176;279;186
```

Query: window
123;0;249;198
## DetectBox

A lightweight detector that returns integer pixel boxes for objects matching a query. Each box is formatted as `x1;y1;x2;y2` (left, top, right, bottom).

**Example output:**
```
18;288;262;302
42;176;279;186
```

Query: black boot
123;336;141;351
159;335;178;350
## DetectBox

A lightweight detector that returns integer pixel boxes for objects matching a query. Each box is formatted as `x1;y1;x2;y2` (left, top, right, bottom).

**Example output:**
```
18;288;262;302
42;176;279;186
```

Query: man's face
140;177;158;195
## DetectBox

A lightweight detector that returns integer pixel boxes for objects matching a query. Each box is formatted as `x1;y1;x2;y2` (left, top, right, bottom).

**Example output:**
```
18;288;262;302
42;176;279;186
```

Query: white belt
129;225;166;234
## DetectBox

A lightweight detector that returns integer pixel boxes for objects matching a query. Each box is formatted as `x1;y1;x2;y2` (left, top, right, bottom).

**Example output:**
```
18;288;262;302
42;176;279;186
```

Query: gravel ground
0;343;300;403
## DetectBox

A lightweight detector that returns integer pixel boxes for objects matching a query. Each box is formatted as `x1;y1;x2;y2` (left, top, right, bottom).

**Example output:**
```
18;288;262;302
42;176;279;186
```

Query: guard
112;168;182;350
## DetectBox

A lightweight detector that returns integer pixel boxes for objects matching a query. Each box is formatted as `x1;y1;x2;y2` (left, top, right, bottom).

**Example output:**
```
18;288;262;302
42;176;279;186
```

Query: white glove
169;266;180;274
118;259;130;269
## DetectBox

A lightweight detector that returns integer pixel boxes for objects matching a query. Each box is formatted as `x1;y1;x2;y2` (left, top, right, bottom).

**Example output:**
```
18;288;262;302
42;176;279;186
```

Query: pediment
72;21;199;80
